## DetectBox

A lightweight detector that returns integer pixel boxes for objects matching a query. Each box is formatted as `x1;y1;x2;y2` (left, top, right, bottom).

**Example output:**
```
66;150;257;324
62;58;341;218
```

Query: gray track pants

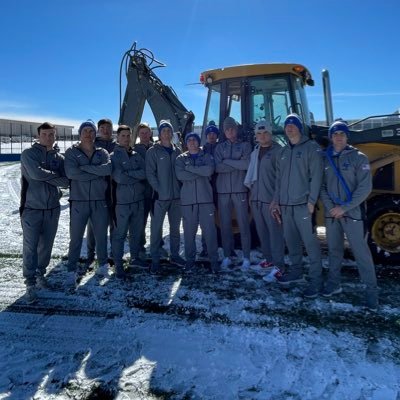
112;201;144;267
86;212;114;260
282;204;322;289
182;203;218;263
251;201;285;268
326;217;378;298
67;201;109;271
21;207;60;286
150;199;181;262
218;193;251;259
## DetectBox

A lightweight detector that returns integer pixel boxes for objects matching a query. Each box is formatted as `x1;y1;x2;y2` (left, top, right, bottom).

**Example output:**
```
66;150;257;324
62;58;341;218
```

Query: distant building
0;118;74;159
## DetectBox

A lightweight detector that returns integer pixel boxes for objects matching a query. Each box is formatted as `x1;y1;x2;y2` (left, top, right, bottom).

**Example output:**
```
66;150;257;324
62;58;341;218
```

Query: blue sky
1;0;399;129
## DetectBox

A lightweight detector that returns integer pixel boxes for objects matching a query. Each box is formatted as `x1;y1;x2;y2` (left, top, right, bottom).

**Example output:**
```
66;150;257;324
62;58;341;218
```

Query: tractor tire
367;196;400;265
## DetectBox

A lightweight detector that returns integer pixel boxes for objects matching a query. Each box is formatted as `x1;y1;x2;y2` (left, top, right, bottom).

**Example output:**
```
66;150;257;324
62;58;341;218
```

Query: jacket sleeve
341;153;372;212
175;156;198;181
112;156;137;184
64;149;97;181
307;144;323;205
214;144;235;173
127;155;146;180
145;149;161;193
46;155;69;188
186;154;215;177
79;150;111;176
222;142;251;171
21;150;59;181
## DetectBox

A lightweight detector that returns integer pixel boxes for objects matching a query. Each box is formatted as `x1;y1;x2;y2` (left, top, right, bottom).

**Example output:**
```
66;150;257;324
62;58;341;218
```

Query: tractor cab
200;64;315;144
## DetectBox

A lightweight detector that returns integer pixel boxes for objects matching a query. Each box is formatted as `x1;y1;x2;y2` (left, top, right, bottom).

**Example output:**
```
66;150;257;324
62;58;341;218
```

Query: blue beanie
205;124;220;136
158;120;174;134
284;114;303;132
328;121;350;138
78;120;97;135
185;132;201;145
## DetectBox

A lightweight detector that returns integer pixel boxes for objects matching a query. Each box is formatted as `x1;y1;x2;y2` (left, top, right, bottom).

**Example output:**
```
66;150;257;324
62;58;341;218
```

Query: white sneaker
241;258;251;270
96;263;110;277
220;257;232;269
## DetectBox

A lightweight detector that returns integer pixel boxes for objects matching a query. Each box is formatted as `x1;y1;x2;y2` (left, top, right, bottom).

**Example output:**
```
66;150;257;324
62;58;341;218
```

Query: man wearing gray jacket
244;120;284;270
146;120;184;273
64;120;112;282
273;114;323;297
320;121;378;311
20;122;69;302
111;125;146;278
86;118;116;266
175;132;220;273
214;117;252;269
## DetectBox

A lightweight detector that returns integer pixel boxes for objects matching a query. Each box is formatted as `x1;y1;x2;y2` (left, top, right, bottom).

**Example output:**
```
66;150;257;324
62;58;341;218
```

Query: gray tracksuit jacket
214;140;251;194
145;143;181;200
20;142;69;210
175;150;215;205
95;137;116;154
275;136;323;206
249;143;282;203
111;144;146;204
320;145;372;219
64;144;112;201
134;142;154;199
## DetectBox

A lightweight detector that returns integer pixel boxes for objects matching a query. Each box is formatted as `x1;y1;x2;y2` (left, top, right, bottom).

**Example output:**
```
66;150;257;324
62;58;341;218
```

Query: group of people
19;114;379;311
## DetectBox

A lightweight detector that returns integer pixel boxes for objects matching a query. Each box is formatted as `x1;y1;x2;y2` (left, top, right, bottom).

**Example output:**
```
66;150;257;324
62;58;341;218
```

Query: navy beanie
328;121;350;138
185;132;201;145
205;124;220;136
284;114;303;132
78;120;97;135
158;120;174;134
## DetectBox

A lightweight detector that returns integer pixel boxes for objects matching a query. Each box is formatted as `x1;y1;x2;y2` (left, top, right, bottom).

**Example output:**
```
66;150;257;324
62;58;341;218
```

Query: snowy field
0;162;399;399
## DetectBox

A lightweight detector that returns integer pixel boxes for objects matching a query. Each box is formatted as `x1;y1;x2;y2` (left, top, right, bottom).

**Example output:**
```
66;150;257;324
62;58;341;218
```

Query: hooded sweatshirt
275;135;323;206
64;144;111;201
214;139;251;194
320;145;372;219
111;144;146;204
20;142;69;210
175;149;215;205
145;142;181;200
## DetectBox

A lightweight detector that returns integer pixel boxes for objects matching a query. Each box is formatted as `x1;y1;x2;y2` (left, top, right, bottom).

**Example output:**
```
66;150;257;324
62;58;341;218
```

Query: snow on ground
0;162;399;399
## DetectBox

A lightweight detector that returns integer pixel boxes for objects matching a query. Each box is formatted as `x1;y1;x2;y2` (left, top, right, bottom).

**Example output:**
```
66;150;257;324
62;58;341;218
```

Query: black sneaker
115;265;127;279
150;262;160;275
36;275;49;290
277;272;305;286
130;258;148;268
322;286;343;298
170;255;186;267
210;262;221;274
303;286;319;299
184;262;196;274
26;285;38;303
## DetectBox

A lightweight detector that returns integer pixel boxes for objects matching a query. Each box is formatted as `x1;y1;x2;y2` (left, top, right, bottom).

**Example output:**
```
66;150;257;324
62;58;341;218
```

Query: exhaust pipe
322;69;334;125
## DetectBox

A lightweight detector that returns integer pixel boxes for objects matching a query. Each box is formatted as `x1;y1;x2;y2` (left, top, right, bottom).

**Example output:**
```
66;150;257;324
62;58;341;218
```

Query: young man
244;120;285;270
199;124;220;259
214;117;252;269
145;120;184;273
175;132;220;273
273;114;323;297
320;121;379;310
133;122;156;260
86;118;116;266
111;125;146;278
20;122;69;302
64;120;112;283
